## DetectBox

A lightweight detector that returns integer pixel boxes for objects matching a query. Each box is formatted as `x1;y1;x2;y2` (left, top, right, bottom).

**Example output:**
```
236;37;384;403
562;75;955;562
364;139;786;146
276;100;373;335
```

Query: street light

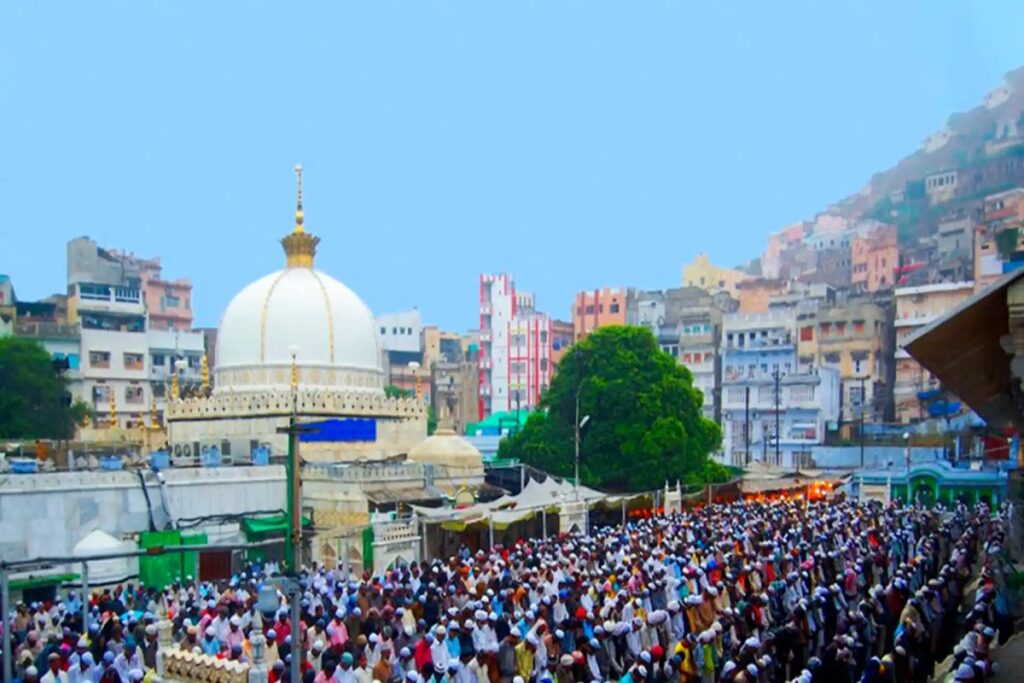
574;386;590;499
408;361;421;401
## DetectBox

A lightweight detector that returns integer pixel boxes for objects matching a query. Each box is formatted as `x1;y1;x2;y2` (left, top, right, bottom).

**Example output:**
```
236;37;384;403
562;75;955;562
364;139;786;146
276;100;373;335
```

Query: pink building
478;274;552;418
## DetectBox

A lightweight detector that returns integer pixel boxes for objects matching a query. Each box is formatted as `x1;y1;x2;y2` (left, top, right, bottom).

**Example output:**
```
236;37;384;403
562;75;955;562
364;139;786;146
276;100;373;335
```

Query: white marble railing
161;648;249;683
166;388;427;421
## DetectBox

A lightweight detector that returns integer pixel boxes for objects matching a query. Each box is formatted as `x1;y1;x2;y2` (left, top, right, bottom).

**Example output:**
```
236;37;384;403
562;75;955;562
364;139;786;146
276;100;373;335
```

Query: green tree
385;384;436;434
497;326;724;492
384;384;412;399
0;337;78;439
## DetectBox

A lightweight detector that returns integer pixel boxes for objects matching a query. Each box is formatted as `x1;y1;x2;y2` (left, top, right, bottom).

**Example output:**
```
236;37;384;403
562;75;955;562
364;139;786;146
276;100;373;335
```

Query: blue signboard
300;418;377;443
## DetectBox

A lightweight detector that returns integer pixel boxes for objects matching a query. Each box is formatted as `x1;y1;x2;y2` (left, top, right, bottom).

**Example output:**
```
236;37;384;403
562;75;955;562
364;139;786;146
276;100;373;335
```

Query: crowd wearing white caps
2;498;1015;683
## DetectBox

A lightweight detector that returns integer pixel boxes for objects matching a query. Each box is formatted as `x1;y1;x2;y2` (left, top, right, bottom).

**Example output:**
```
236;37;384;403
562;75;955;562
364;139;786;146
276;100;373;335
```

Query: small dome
408;426;483;470
215;268;384;392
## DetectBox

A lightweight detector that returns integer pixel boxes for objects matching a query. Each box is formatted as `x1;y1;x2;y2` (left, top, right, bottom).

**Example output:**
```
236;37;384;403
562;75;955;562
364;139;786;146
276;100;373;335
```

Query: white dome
215;267;384;393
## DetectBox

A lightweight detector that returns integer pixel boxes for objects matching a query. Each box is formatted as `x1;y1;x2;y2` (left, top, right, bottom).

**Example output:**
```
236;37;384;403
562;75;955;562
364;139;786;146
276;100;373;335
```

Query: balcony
14;321;80;339
479;357;493;370
480;303;493;315
75;283;144;315
894;314;938;328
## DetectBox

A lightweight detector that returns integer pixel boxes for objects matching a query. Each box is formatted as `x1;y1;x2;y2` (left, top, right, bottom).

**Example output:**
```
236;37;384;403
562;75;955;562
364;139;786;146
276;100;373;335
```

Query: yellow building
682;253;751;297
796;301;893;423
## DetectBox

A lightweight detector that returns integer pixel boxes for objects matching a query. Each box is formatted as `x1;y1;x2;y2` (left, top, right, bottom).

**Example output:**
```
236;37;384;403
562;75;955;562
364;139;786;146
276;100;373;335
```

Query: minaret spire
281;164;319;268
294;163;305;234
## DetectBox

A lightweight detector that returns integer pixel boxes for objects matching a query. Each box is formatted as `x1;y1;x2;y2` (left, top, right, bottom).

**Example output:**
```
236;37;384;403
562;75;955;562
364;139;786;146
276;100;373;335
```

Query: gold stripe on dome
259;270;290;363
310;270;336;363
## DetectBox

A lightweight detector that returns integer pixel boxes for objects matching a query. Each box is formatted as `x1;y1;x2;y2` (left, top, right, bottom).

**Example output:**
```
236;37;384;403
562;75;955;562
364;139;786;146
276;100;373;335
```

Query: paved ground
992;632;1024;681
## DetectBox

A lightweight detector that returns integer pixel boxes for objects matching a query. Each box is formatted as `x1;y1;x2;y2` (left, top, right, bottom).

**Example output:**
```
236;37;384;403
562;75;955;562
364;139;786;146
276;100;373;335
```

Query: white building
478;274;551;417
376;309;423;355
718;310;840;468
70;281;205;427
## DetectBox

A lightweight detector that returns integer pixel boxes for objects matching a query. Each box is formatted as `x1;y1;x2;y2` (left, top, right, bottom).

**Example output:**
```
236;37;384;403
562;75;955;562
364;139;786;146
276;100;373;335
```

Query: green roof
10;573;79;591
466;410;531;435
241;515;312;536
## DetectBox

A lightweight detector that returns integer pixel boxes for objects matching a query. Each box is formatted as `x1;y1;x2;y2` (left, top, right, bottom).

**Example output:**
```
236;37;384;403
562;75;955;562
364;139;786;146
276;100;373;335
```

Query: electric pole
859;375;867;469
773;367;782;467
744;385;751;467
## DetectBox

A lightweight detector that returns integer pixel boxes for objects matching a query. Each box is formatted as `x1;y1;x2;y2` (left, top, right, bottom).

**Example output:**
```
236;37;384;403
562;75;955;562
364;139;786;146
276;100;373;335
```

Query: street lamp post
573;387;590;500
858;375;867;469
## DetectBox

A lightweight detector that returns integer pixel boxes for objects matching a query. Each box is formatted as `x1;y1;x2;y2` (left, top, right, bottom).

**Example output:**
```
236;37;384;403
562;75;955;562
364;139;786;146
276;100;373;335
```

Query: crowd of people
2;497;1016;683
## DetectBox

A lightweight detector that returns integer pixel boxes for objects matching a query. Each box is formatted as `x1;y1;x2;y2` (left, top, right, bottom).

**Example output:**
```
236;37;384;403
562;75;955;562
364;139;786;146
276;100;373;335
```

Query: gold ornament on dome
281;164;321;268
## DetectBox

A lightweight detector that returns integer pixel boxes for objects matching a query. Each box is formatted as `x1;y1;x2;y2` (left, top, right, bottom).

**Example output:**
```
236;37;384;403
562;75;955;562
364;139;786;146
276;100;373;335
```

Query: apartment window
853;320;865;334
540;330;548;344
789;385;815;402
799;326;813;342
820;322;831;336
599;304;604;314
392;327;397;334
89;351;111;369
540;358;549;372
854;358;864;375
125;385;145;404
123;352;144;370
161;295;180;309
380;326;386;334
151;353;167;368
610;303;620;314
585;305;595;315
152;382;166;398
576;306;583;315
836;322;846;336
726;387;745;403
758;385;773;402
682;353;692;363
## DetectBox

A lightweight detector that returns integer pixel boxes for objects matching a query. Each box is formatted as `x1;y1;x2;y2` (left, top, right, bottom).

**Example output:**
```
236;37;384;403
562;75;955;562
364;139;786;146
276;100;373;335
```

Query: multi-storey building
719;311;839;468
851;225;899;293
65;238;203;427
549;319;575;367
796;299;894;423
682;253;750;297
572;287;633;339
432;358;481;435
478;274;551;417
974;189;1024;290
632;287;736;422
147;329;205;415
68;237;193;331
761;223;807;280
894;282;975;422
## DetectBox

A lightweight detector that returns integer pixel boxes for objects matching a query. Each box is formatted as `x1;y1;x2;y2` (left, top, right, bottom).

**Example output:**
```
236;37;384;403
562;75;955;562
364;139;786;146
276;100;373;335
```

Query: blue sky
2;2;1023;332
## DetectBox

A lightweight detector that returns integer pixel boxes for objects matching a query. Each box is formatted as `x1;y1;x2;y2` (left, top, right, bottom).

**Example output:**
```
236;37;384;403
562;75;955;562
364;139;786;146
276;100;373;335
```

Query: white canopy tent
72;530;137;586
411;475;653;531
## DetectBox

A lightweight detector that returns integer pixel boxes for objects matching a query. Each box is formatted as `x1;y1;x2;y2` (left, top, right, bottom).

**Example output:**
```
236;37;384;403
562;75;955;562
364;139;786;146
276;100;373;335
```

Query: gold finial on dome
281;163;320;268
293;163;305;233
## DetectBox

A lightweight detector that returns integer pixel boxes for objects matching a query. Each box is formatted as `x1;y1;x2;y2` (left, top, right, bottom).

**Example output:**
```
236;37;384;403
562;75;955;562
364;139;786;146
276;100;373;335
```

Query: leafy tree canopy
0;337;78;439
497;326;725;492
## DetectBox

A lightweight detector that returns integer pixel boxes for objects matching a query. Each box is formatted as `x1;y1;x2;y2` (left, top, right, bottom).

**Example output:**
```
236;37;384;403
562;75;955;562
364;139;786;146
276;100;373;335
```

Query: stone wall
0;466;285;564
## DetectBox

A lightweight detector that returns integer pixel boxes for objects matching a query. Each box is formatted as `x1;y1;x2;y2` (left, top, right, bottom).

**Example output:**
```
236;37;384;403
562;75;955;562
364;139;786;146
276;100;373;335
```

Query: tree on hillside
0;337;80;439
497;325;727;491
